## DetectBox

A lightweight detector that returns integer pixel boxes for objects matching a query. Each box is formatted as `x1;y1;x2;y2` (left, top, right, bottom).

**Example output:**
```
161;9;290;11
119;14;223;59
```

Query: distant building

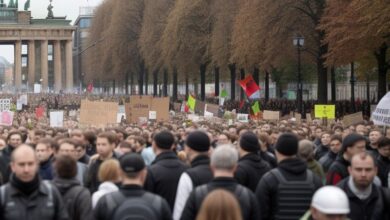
0;56;11;86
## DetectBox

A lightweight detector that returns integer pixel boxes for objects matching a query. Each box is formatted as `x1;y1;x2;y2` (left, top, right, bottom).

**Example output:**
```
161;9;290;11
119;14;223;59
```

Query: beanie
185;131;210;152
239;131;260;152
119;153;145;174
154;131;174;150
341;133;366;152
275;133;299;156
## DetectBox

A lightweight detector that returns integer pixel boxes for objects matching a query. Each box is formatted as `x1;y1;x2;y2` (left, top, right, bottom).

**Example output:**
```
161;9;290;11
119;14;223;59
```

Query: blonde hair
196;189;243;220
98;159;121;182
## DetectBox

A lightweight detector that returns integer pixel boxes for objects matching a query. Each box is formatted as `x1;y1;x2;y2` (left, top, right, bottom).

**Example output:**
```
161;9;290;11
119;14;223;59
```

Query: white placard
118;105;125;114
372;92;390;126
19;94;28;105
16;100;23;110
69;110;77;117
149;111;157;120
117;113;126;123
50;111;64;127
204;111;213;117
34;84;41;93
237;113;249;123
0;99;11;112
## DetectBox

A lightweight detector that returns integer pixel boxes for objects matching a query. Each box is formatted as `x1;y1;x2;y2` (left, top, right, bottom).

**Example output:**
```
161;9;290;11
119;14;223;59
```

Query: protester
75;140;90;164
367;129;382;158
93;153;172;220
173;131;213;220
0;131;23;183
377;137;390;187
319;135;342;173
0;145;68;220
52;154;92;220
35;138;55;180
195;189;243;220
314;131;331;160
180;145;260;220
256;133;323;220
299;140;326;181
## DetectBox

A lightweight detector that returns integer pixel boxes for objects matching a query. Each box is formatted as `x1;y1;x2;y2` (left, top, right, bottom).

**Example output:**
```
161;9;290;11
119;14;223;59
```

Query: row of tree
86;0;390;103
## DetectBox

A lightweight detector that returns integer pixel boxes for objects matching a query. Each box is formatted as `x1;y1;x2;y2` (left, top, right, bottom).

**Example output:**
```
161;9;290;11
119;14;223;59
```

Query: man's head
74;140;87;160
355;124;367;136
315;127;323;139
310;186;349;220
56;138;77;160
368;129;382;146
33;130;46;144
96;132;117;159
329;135;342;154
342;133;366;159
70;129;84;143
152;130;174;153
238;131;260;155
11;144;39;182
119;153;147;185
7;131;23;148
275;133;299;162
217;133;231;146
348;152;377;190
53;154;77;179
320;132;332;146
210;145;238;176
185;131;210;161
378;137;390;158
35;138;54;163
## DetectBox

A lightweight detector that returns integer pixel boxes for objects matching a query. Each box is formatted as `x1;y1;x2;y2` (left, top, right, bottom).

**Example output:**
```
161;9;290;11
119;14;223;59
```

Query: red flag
238;75;260;98
239;100;245;109
87;83;93;93
35;107;44;118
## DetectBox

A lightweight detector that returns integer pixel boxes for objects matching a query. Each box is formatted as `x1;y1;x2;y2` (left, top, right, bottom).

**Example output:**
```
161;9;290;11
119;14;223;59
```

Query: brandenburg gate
0;1;75;92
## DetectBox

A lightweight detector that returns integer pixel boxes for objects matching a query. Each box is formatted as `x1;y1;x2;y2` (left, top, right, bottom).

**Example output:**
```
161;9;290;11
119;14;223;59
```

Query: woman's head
196;189;243;220
98;159;121;183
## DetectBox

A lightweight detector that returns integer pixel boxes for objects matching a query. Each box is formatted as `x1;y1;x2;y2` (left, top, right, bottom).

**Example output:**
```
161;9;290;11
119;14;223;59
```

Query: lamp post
293;35;304;116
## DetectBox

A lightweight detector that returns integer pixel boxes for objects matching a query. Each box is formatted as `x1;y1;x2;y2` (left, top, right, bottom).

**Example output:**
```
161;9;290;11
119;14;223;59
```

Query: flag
187;95;196;111
239;100;245;109
251;101;260;114
220;88;228;98
87;83;93;93
35;107;44;118
238;75;261;99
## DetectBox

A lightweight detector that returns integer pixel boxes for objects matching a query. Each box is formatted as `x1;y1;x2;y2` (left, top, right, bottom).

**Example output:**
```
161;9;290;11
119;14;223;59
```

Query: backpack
271;169;315;220
63;185;85;220
106;191;162;220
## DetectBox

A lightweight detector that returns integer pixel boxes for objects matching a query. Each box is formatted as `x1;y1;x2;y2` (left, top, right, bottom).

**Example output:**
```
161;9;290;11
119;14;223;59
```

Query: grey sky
1;0;103;63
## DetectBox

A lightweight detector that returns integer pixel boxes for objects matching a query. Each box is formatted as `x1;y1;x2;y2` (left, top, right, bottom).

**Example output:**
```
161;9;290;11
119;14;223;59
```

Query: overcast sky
1;0;103;63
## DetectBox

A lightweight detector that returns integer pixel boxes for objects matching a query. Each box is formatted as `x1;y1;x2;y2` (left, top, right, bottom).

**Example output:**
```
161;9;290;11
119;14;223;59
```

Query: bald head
11;144;37;162
10;144;39;182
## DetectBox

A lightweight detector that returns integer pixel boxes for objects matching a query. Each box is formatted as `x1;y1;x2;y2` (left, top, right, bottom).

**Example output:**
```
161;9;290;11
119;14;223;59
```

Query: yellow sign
314;105;335;119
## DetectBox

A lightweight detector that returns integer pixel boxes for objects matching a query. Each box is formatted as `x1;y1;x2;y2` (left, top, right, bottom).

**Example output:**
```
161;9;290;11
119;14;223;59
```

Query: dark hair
378;137;390;149
34;130;46;137
83;130;97;145
56;138;77;152
37;138;55;149
97;132;118;145
53;155;77;179
7;131;22;142
330;135;342;143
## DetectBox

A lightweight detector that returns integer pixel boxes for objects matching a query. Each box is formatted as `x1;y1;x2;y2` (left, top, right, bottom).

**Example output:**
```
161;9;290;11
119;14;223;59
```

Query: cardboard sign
150;97;170;122
343;112;364;127
295;113;302;122
126;96;170;123
80;100;118;126
237;113;249;123
173;103;182;112
314;105;335;119
0;111;14;126
0;99;11;112
306;113;312;123
50;111;64;127
195;100;206;115
149;111;157;120
206;104;219;117
263;110;280;120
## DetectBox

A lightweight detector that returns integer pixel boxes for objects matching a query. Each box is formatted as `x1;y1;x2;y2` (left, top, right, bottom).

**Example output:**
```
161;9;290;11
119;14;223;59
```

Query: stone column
54;40;62;92
65;40;73;91
14;40;22;89
28;40;35;90
41;40;49;91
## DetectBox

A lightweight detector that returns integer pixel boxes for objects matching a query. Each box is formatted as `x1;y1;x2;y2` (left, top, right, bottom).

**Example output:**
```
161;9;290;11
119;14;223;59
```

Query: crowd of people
0;93;389;220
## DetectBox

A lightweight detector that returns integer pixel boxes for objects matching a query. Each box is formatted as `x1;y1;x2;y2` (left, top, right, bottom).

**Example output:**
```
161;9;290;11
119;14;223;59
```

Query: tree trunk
185;75;189;99
138;62;144;95
253;67;260;86
125;72;129;95
153;69;158;97
265;71;270;102
144;68;148;95
331;66;336;103
351;62;356;112
366;75;370;104
173;68;178;101
375;43;388;101
229;64;236;101
214;67;220;97
240;68;245;100
130;74;134;95
200;64;207;101
163;69;168;97
112;79;116;95
317;33;328;104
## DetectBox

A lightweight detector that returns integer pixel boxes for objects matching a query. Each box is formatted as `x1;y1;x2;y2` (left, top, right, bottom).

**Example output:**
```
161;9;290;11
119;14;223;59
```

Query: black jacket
94;184;172;220
235;153;271;192
185;155;213;188
78;154;91;165
314;144;329;161
85;153;118;193
260;151;277;168
0;178;69;220
326;155;350;185
255;158;323;220
318;151;337;173
337;177;389;220
52;177;92;220
180;177;260;220
39;157;54;180
144;151;189;210
0;145;15;183
377;155;390;187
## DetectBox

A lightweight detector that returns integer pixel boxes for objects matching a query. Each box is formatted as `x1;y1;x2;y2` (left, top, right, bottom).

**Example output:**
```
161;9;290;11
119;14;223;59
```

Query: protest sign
343;112;364;127
34;84;41;93
314;105;335;119
19;94;28;105
150;97;170;121
149;111;157;120
237;114;249;123
263;110;280;120
35;107;45;118
0;99;11;112
372;92;390;126
206;104;220;117
80;100;118;126
16;100;23;110
117;113;126;123
0;111;14;126
50;111;64;127
195;100;206;115
125;96;153;123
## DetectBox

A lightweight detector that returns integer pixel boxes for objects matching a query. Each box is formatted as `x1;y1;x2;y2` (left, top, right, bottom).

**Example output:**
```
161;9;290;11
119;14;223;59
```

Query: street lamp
293;35;304;116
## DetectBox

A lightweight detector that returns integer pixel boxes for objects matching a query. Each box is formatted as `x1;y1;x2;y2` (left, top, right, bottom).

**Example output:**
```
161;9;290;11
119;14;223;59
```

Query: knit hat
185;131;210;152
119;153;145;173
275;133;299;156
239;131;260;152
341;133;366;152
154;130;174;149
